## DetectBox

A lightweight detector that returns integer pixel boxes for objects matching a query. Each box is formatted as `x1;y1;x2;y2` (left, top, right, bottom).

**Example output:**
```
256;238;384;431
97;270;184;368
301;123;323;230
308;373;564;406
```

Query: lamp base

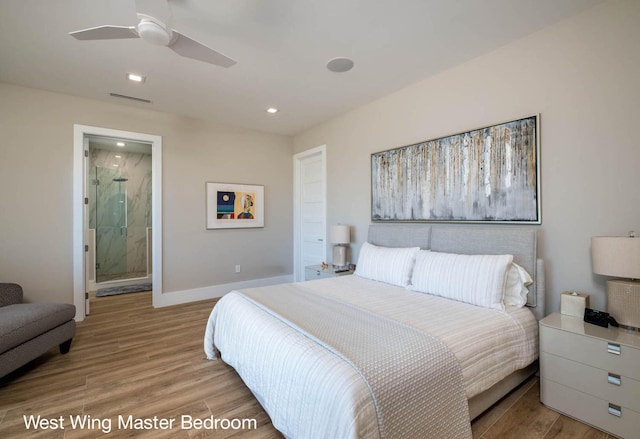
332;245;347;269
607;279;640;331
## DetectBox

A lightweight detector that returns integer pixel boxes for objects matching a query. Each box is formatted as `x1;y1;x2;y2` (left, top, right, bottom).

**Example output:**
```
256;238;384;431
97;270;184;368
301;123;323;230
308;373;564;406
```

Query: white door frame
293;145;327;282
73;125;162;321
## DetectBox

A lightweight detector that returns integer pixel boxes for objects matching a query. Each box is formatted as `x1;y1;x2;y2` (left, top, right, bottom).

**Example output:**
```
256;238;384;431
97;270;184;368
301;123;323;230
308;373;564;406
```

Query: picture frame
371;115;540;223
206;182;264;229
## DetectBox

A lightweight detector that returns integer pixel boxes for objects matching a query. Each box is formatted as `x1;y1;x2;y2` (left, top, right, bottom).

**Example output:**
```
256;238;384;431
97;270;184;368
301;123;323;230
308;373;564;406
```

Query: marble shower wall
89;147;152;282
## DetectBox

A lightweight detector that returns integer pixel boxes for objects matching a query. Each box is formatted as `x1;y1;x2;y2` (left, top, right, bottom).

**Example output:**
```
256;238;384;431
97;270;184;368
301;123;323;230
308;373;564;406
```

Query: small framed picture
206;182;264;229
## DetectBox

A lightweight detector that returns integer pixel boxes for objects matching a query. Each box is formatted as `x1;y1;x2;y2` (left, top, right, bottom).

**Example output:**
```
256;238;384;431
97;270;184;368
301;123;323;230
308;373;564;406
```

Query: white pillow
354;242;420;287
409;250;513;310
503;263;533;307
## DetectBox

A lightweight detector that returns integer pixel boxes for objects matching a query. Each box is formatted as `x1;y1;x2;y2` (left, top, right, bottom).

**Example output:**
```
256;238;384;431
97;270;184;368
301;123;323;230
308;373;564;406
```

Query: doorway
293;145;327;282
73;125;162;321
87;136;152;288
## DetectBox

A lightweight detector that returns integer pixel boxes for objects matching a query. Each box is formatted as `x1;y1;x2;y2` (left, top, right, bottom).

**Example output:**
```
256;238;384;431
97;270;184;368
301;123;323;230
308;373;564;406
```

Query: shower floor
96;271;148;284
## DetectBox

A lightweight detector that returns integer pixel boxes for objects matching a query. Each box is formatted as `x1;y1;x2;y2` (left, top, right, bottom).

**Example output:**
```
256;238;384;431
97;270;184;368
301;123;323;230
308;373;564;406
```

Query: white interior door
82;135;90;315
293;145;326;281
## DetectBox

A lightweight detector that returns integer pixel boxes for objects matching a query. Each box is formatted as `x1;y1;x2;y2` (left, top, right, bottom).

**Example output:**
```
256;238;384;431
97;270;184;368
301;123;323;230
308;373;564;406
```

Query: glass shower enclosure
89;166;150;284
90;166;125;282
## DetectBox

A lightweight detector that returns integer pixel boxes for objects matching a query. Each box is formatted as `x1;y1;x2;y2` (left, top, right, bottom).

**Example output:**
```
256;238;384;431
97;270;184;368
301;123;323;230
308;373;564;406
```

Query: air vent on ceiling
326;57;354;73
109;93;152;104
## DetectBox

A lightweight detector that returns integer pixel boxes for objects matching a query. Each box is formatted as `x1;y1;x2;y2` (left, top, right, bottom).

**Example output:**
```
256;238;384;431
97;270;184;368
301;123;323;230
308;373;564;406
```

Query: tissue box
561;291;590;318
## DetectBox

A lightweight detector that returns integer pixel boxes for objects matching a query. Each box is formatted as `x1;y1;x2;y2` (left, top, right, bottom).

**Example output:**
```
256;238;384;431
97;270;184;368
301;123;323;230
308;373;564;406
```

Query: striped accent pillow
354;242;420;287
409;250;513;310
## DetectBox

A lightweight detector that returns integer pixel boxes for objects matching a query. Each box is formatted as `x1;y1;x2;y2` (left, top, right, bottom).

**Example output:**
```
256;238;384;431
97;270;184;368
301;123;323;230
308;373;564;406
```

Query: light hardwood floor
0;292;612;438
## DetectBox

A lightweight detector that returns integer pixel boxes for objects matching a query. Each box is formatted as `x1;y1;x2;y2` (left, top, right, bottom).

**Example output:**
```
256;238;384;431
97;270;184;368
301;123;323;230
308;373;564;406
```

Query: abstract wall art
206;182;264;229
371;115;540;223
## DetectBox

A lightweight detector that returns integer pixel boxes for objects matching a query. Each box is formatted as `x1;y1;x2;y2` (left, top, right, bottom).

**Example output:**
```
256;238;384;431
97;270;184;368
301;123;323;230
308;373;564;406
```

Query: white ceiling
0;0;603;136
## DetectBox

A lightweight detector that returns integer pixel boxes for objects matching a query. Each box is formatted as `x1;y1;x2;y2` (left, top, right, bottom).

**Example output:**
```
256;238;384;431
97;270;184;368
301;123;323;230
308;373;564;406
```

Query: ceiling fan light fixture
137;19;172;46
70;14;237;67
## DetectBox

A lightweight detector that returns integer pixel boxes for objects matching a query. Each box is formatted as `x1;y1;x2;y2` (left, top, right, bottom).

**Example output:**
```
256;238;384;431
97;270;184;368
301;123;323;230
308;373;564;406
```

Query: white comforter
204;275;538;438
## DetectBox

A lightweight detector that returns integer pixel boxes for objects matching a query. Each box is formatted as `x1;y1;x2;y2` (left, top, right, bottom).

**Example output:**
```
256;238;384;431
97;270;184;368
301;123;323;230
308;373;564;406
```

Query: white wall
293;0;640;313
0;83;293;304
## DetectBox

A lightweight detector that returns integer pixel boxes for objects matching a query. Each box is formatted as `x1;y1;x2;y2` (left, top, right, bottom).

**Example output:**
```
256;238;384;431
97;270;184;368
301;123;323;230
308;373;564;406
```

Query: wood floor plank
0;373;87;409
2;397;84;438
472;376;538;437
481;382;559;438
0;291;614;438
543;415;609;439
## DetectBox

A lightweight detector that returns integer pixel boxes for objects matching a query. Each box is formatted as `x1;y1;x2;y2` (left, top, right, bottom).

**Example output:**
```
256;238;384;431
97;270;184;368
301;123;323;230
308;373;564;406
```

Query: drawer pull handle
608;403;622;417
607;373;621;386
607;343;621;355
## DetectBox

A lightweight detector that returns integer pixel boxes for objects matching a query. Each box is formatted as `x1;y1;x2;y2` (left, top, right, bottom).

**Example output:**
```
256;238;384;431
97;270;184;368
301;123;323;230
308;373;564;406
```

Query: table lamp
330;225;350;269
591;232;640;331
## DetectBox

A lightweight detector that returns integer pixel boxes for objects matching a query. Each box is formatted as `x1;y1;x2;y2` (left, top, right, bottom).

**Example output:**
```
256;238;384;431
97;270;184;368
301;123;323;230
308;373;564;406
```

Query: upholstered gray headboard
368;224;545;320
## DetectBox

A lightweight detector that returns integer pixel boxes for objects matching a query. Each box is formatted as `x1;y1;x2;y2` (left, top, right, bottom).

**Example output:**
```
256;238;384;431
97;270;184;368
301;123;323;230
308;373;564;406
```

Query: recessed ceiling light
266;107;279;114
113;164;119;167
127;73;146;83
327;57;354;73
115;155;122;158
116;141;125;147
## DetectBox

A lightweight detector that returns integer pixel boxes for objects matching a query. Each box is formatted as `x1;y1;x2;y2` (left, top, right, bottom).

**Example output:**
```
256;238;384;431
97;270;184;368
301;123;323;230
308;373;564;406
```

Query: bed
204;224;545;438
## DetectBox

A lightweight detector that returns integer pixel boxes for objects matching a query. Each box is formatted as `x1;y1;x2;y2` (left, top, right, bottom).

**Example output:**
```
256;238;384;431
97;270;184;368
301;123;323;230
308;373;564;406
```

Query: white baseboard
152;274;294;308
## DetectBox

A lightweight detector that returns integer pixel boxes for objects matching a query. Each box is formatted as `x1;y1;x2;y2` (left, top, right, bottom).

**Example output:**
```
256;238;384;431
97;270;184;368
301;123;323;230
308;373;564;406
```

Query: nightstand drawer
305;268;333;280
541;352;640;412
540;324;640;381
305;265;353;281
541;378;640;439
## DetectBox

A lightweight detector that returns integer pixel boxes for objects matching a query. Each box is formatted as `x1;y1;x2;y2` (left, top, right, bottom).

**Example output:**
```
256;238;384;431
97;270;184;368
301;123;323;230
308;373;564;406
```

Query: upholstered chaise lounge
0;283;76;378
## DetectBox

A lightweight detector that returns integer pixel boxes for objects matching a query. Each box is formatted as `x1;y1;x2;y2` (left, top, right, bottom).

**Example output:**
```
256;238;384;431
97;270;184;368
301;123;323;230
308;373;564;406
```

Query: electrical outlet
235;265;241;273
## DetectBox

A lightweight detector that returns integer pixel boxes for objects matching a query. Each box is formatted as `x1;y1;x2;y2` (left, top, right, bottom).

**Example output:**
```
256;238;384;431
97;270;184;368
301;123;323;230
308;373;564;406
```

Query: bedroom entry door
293;145;327;282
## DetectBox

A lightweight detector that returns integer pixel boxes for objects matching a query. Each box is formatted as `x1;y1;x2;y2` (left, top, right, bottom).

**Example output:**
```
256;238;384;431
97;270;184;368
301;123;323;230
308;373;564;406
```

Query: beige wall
0;83;293;303
293;0;640;313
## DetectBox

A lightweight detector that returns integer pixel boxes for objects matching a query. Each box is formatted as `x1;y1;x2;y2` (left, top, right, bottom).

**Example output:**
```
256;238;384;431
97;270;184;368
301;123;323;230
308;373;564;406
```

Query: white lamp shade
592;236;640;279
329;225;350;244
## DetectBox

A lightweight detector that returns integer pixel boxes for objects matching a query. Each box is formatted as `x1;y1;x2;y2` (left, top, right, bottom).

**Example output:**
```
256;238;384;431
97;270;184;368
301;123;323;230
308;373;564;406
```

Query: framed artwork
206;182;264;229
371;115;540;223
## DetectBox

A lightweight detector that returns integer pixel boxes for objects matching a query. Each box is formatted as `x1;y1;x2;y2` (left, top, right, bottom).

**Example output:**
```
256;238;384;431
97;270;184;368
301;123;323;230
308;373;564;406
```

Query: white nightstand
305;265;353;281
539;313;640;438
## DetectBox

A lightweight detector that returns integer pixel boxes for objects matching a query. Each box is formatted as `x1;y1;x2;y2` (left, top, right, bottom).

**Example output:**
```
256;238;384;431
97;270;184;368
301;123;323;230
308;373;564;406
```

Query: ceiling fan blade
70;25;138;41
169;31;236;68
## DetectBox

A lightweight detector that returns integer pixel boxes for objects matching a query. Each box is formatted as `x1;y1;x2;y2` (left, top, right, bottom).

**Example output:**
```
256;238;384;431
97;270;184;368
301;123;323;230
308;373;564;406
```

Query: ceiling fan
69;3;236;68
